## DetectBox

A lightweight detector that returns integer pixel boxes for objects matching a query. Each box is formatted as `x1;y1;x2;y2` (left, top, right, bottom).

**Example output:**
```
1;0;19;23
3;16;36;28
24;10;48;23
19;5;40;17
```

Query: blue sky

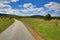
0;0;60;16
9;0;60;9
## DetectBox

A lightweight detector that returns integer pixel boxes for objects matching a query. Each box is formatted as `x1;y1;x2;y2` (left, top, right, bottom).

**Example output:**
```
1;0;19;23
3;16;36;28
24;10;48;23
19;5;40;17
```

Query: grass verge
0;17;14;33
23;22;44;40
19;18;60;40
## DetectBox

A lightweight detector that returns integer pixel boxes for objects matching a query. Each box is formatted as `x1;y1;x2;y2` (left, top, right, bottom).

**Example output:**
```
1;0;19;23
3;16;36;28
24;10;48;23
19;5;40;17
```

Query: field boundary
0;18;14;33
23;22;45;40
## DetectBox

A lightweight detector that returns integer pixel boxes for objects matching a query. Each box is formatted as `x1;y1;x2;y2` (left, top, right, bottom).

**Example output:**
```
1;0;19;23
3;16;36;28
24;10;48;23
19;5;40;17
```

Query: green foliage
19;18;60;40
0;17;14;32
44;14;51;20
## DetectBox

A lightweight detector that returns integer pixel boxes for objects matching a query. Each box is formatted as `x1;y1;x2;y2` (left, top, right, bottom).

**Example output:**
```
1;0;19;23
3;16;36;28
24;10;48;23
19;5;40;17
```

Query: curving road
0;19;35;40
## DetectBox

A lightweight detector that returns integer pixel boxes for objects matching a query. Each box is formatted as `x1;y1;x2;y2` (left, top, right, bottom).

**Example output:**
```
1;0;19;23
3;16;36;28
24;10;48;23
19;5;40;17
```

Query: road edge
23;22;45;40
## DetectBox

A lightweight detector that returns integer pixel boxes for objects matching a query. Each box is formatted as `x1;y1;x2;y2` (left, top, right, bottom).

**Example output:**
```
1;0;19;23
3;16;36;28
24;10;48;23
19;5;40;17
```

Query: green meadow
0;15;60;40
19;18;60;40
0;17;14;32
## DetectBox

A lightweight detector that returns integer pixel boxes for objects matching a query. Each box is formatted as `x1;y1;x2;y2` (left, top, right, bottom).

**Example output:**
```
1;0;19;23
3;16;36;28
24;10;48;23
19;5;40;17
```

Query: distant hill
20;15;44;18
0;14;8;16
0;13;60;19
0;13;18;16
0;13;21;19
30;15;44;18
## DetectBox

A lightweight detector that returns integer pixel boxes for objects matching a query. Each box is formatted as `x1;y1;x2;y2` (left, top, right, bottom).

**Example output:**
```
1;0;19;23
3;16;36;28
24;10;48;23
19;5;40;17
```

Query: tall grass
0;17;14;32
19;18;60;40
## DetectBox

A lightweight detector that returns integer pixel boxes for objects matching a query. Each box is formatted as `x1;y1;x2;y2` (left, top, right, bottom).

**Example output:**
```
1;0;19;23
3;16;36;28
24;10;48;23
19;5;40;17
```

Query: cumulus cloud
0;2;12;13
0;2;60;16
0;4;12;9
0;0;20;15
19;3;47;16
11;0;19;2
44;2;60;12
23;3;36;8
44;2;60;16
0;0;20;16
0;0;19;3
19;2;60;16
13;9;21;15
20;7;47;16
0;8;20;16
0;2;20;16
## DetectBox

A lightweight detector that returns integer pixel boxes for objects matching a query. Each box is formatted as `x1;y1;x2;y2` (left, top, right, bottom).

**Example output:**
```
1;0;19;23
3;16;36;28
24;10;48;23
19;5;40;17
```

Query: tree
44;14;51;20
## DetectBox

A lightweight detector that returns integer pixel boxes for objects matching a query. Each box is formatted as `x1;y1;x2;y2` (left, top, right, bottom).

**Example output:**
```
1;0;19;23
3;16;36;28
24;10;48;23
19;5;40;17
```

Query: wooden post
55;19;58;26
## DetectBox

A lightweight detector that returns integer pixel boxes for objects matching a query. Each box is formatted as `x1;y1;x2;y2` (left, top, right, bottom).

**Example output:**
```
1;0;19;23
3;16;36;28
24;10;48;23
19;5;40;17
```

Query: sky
0;0;60;16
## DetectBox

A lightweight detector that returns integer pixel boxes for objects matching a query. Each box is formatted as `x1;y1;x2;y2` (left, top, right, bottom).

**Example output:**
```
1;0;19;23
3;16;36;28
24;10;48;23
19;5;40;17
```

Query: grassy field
0;17;14;32
19;18;60;40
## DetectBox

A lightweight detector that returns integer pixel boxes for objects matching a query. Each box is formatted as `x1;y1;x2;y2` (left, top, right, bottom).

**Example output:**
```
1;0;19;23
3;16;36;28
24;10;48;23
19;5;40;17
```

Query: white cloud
20;7;45;13
44;2;60;12
0;8;21;15
0;0;19;3
0;0;21;16
0;3;12;14
19;5;23;7
0;4;12;9
19;3;47;16
13;9;21;15
23;3;36;8
0;2;21;15
19;3;44;13
0;2;48;16
44;2;60;16
0;0;20;15
0;2;60;16
0;3;11;13
19;2;60;16
11;0;19;2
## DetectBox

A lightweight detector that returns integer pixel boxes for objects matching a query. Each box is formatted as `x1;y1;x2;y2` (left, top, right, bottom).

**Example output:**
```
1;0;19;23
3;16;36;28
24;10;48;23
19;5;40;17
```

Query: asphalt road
0;19;35;40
